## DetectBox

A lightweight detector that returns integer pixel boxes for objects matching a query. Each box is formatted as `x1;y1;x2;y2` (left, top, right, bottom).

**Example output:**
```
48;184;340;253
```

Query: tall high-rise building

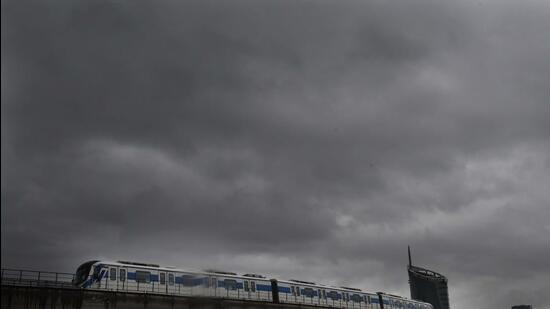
407;247;450;309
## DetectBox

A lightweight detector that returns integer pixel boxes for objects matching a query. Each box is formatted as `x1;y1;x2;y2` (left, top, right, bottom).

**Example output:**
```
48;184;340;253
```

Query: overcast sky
2;0;550;308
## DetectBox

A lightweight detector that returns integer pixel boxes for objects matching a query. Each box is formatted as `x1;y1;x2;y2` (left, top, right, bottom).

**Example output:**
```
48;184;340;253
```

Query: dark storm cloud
2;0;550;308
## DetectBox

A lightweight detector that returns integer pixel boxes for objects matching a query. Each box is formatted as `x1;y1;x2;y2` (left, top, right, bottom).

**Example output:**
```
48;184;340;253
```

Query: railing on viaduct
1;268;275;301
1;269;344;307
1;268;293;305
1;268;76;289
0;268;326;309
1;268;280;309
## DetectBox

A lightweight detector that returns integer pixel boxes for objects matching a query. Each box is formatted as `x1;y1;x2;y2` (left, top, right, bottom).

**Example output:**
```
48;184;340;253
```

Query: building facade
407;247;450;309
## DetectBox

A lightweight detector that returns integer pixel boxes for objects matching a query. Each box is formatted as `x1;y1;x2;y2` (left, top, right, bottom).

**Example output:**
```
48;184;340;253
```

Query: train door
108;266;118;291
212;277;218;297
159;272;167;294
291;286;302;303
244;280;250;298
167;273;175;294
250;281;256;299
119;268;127;291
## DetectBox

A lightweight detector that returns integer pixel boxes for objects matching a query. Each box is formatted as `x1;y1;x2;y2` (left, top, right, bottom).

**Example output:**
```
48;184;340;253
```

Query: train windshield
73;260;98;286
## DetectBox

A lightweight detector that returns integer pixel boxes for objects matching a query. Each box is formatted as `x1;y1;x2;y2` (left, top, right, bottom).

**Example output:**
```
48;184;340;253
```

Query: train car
74;260;211;295
273;279;381;309
73;260;273;301
376;293;434;309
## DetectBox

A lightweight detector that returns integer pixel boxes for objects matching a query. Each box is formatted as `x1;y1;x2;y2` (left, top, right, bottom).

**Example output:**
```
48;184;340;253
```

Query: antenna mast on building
408;246;412;267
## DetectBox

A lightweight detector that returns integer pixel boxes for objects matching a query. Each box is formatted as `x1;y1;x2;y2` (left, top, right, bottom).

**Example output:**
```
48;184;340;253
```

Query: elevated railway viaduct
1;269;332;309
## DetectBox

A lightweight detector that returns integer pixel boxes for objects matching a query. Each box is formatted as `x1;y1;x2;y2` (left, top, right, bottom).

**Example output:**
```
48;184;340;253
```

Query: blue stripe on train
123;272;273;292
256;284;272;292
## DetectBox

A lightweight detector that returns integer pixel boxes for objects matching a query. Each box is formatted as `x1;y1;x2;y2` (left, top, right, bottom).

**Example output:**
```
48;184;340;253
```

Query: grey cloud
2;0;550;308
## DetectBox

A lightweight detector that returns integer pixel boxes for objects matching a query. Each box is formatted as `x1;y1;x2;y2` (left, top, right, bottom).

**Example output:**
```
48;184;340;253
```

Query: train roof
276;279;376;295
203;269;238;276
93;260;200;274
340;286;362;291
92;260;273;281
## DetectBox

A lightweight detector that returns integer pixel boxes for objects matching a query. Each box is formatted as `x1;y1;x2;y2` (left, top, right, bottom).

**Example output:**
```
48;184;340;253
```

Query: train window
291;286;295;296
224;279;237;290
92;267;100;280
296;287;301;296
120;269;126;282
212;278;217;288
110;268;116;280
168;274;174;285
182;275;194;287
318;290;321;299
322;290;326;299
135;271;151;283
303;288;314;298
351;294;362;303
327;291;339;300
244;281;249;291
160;273;166;285
251;281;256;292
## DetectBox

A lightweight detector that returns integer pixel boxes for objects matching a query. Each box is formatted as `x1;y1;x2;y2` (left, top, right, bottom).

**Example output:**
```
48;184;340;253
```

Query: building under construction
407;247;450;309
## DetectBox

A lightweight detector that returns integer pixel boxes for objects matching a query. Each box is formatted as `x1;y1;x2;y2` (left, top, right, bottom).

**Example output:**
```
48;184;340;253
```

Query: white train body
73;260;433;309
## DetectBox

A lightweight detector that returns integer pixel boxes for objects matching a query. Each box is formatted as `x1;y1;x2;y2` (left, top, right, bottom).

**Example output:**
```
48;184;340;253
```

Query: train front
72;260;99;287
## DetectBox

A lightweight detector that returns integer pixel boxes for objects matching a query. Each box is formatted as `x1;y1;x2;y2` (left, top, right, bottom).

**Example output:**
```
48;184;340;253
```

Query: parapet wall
2;286;322;309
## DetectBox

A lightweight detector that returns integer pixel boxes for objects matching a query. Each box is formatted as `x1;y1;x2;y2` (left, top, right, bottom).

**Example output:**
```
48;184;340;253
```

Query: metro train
73;260;433;309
